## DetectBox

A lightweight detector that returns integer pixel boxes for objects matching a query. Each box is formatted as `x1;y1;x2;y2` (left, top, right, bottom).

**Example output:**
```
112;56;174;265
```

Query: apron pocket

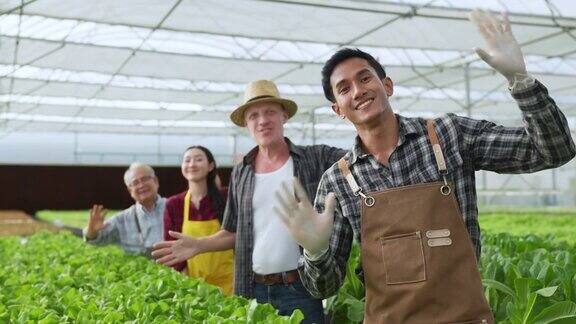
380;231;426;285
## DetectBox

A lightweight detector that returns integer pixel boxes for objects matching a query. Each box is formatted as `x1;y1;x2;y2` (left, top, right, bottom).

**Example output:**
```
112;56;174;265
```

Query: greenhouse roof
1;0;575;164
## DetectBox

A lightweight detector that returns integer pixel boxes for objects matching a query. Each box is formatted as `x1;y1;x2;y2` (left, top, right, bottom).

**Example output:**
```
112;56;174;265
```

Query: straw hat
230;80;298;127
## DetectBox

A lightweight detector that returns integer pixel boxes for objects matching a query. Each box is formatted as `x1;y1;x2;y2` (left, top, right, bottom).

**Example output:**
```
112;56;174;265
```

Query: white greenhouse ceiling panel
24;0;176;28
1;0;575;166
26;82;102;98
32;43;132;73
95;86;231;104
121;52;299;81
0;37;63;65
163;0;394;43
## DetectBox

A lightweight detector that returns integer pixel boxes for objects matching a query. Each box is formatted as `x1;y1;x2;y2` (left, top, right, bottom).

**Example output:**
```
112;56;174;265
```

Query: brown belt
253;270;299;285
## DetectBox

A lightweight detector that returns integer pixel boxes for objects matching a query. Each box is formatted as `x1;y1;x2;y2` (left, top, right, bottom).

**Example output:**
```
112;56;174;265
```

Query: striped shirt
221;138;345;298
299;80;576;299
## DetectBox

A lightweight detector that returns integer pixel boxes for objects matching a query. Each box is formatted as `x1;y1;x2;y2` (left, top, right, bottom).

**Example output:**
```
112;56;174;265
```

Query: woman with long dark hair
163;146;233;294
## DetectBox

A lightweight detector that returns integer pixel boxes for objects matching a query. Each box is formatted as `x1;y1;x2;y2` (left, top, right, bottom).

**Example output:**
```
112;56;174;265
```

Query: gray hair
123;162;156;186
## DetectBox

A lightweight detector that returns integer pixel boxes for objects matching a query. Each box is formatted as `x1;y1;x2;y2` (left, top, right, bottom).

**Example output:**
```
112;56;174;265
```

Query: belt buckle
281;271;289;284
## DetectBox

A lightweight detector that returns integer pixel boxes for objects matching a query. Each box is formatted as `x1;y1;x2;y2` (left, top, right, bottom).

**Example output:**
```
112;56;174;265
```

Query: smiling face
126;166;159;206
181;148;214;184
244;101;288;147
330;57;394;128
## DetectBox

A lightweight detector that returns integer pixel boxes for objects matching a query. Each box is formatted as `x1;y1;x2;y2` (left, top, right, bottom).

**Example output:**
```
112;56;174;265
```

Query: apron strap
132;207;144;244
337;158;375;207
426;119;447;174
184;190;191;221
427;119;452;195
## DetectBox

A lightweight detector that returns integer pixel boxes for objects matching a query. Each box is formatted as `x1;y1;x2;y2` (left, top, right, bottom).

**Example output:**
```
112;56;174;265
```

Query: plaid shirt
300;80;576;299
221;137;345;298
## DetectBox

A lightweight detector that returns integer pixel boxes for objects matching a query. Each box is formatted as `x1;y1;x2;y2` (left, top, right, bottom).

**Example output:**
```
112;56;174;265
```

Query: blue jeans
254;280;325;324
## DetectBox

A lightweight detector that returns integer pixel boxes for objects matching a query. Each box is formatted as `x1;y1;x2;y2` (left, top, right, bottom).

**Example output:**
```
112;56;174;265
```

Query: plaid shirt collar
348;114;425;166
242;137;304;165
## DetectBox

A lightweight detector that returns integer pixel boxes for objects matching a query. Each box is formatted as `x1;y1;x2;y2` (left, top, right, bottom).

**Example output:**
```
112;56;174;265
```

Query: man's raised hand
86;204;108;240
469;10;527;82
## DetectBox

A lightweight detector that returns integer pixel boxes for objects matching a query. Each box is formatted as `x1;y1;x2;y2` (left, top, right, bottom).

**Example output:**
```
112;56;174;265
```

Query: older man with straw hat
153;79;345;323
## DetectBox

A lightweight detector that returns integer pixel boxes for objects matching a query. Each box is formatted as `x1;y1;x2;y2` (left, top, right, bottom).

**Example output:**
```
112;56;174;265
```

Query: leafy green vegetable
326;232;576;323
0;232;302;323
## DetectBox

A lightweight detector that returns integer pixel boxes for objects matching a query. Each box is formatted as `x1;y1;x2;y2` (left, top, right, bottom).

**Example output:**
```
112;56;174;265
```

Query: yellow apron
182;191;234;295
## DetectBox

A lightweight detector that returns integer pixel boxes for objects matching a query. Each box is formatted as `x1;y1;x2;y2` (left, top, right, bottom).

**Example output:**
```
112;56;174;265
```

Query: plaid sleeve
453;80;575;173
298;169;353;299
221;165;239;233
323;145;347;170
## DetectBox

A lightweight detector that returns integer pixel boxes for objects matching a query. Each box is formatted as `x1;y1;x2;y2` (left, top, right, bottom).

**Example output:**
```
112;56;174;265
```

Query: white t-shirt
252;156;301;275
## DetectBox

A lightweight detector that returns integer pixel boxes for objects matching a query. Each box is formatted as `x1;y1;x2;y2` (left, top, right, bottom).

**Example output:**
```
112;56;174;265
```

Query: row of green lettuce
35;209;576;247
326;233;576;323
0;232;303;323
479;212;576;246
4;222;575;323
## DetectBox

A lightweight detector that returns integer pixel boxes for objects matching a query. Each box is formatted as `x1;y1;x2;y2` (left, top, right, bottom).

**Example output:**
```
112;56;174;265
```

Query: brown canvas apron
337;120;494;324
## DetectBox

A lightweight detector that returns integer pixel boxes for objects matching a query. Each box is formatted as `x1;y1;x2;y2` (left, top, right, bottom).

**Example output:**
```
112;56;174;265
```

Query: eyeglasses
128;175;154;188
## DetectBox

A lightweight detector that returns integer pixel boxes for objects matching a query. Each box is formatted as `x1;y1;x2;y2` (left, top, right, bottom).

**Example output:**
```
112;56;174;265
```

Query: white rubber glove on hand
273;177;336;256
469;10;527;83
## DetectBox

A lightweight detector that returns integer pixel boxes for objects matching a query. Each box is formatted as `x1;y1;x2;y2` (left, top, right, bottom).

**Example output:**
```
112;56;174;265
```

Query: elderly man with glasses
83;162;166;259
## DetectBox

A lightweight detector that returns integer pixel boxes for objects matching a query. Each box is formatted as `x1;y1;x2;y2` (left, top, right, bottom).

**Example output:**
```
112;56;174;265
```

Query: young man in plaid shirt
275;10;575;322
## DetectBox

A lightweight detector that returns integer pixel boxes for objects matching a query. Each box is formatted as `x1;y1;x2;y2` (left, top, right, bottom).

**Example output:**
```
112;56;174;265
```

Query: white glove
469;10;527;83
273;177;336;256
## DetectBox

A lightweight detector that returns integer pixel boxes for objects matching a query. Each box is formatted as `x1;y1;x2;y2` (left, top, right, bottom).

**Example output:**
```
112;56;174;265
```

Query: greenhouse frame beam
256;0;576;28
1;0;39;16
8;0;575;57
